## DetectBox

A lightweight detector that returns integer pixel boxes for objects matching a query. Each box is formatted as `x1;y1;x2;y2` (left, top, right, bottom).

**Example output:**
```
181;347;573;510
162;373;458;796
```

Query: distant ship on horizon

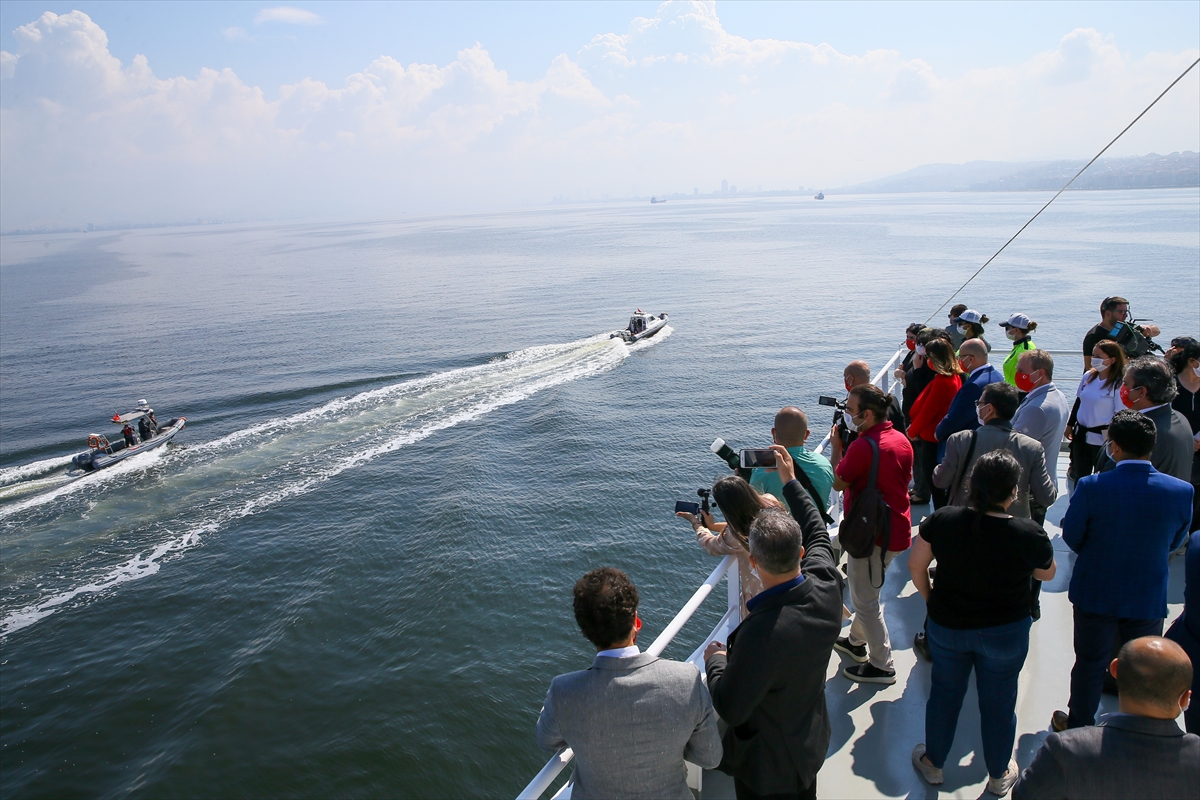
650;196;666;204
814;191;825;200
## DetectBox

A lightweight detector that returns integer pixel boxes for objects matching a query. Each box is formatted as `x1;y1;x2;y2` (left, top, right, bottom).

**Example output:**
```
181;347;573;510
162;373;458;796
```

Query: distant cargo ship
814;191;825;200
650;196;666;204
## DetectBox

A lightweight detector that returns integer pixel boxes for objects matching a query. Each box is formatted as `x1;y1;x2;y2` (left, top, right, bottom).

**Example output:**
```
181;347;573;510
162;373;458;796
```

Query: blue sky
1;1;1197;228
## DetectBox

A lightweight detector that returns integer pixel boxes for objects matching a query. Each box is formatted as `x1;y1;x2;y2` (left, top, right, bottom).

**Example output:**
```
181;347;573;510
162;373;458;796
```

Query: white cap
1000;313;1033;329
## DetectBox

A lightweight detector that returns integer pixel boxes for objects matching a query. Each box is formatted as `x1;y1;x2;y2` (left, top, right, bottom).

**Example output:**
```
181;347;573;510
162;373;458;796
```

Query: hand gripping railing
516;554;738;800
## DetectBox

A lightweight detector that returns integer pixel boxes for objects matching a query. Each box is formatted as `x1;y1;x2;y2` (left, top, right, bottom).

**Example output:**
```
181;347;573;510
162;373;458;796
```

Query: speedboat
611;310;668;343
71;400;185;472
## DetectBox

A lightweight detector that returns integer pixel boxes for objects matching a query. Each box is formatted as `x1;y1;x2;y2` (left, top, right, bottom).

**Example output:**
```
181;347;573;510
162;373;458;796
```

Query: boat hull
612;313;668;343
73;418;185;472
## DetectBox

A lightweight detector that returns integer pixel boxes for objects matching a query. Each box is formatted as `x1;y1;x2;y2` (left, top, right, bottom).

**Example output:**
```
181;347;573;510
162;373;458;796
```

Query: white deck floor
701;451;1188;799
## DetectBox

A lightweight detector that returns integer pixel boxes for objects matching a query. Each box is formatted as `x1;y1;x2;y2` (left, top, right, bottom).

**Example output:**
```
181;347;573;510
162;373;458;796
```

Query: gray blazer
1012;382;1071;467
1097;405;1194;483
932;420;1057;517
536;653;721;800
1013;713;1200;799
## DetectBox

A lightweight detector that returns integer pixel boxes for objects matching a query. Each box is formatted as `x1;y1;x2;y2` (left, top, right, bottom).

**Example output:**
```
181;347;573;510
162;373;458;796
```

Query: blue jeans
1068;608;1163;728
925;617;1031;778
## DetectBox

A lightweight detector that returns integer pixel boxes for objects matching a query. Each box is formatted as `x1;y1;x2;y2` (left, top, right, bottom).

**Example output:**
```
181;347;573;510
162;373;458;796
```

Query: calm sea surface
1;191;1197;798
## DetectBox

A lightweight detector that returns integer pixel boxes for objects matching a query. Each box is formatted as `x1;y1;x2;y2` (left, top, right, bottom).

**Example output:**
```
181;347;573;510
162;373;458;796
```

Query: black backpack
839;436;892;560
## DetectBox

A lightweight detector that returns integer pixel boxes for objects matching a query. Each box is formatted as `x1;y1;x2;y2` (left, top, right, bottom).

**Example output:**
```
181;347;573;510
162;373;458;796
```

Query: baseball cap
957;309;983;325
999;313;1033;330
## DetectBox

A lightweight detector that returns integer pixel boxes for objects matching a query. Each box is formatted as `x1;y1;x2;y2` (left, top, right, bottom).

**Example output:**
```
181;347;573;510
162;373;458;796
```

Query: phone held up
739;448;776;469
674;501;701;515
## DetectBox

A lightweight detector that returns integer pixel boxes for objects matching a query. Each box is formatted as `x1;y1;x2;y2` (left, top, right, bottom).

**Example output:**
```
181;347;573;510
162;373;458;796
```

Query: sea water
1;190;1197;798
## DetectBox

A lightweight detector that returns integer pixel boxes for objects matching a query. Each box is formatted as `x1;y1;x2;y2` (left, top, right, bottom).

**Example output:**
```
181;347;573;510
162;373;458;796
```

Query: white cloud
0;3;1196;230
222;26;252;42
254;7;322;26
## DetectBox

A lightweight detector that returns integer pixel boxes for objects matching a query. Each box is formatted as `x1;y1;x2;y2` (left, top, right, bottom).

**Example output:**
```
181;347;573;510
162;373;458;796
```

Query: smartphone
739;448;777;469
674;501;700;515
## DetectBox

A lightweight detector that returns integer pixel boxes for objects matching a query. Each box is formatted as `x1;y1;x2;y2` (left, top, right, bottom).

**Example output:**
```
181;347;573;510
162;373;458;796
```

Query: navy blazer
1062;461;1193;619
935;364;1003;449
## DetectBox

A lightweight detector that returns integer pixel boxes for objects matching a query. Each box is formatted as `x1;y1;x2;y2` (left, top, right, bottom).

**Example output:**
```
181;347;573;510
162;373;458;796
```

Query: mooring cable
923;56;1200;325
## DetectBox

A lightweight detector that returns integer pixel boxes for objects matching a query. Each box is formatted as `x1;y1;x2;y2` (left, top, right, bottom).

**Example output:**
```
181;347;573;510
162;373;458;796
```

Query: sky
1;1;1197;229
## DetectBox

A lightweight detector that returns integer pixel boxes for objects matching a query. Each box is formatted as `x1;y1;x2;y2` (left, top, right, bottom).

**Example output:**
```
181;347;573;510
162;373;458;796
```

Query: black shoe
914;631;931;661
834;636;868;663
844;662;897;684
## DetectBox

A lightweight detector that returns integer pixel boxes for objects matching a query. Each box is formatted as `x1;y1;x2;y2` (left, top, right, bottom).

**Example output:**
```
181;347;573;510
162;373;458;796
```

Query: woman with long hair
676;475;779;614
908;338;963;506
1067;340;1127;483
909;451;1056;795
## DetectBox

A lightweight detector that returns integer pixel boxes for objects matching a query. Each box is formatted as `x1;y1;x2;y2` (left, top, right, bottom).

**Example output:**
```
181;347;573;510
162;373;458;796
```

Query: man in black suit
1014;636;1198;799
703;446;844;800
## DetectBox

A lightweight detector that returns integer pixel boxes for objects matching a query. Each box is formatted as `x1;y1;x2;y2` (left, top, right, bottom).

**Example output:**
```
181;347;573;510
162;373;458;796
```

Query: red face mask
958;358;970;373
1120;383;1134;408
1015;371;1035;393
905;339;916;351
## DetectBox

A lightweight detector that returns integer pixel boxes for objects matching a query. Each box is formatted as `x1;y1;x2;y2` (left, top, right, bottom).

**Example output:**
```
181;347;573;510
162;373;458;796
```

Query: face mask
1096;358;1114;372
976;410;987;426
915;344;926;356
1006;329;1021;341
1015;371;1035;393
957;324;969;335
958;358;971;373
905;339;916;351
1194;364;1200;379
1105;441;1116;461
1120;383;1135;408
845;411;865;431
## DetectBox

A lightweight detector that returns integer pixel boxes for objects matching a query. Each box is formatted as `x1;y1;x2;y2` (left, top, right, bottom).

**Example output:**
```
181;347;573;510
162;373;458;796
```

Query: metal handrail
516;554;738;800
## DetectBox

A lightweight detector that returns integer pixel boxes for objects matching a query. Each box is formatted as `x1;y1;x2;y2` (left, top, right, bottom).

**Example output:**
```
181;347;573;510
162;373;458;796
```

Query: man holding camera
832;384;914;684
831;361;904;467
704;446;844;800
536;567;722;798
1083;296;1161;370
751;406;834;514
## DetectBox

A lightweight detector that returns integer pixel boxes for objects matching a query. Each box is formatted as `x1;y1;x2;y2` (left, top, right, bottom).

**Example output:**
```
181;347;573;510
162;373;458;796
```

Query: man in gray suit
934;382;1057;518
1012;349;1069;525
1098;356;1193;483
1013;636;1199;799
536;567;721;799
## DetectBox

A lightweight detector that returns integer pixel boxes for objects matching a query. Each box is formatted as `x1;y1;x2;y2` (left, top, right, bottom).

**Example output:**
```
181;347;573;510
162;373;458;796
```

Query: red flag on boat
113;413;120;421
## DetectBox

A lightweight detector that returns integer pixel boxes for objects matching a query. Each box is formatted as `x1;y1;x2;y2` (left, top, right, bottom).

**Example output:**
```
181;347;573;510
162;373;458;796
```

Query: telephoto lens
710;438;741;472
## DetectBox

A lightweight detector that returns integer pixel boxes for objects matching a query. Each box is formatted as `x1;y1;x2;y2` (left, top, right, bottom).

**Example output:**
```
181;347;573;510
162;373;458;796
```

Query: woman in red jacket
908;339;963;506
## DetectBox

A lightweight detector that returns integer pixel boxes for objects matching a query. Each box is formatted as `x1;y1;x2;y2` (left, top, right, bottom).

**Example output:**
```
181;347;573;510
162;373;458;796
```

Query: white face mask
845;410;865;431
915;344;926;356
957;324;969;335
1006;329;1021;341
976;410;987;426
1096;357;1114;372
1193;363;1200;378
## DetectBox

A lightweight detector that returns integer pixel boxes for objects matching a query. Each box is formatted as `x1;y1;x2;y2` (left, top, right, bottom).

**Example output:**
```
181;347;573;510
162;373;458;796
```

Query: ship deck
699;449;1188;799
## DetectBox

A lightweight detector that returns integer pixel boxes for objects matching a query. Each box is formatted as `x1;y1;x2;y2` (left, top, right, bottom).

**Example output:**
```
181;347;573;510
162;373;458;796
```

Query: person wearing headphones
1083;296;1161;370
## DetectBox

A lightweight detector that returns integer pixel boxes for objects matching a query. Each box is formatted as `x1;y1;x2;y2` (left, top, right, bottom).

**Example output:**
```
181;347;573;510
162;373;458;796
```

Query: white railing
518;345;909;800
517;555;740;800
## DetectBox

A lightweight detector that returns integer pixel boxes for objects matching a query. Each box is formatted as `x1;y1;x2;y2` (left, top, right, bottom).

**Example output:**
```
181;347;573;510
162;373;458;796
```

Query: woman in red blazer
909;339;963;505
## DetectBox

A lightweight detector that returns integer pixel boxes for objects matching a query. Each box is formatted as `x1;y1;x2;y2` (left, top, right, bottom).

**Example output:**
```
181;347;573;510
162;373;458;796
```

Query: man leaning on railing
535;567;721;799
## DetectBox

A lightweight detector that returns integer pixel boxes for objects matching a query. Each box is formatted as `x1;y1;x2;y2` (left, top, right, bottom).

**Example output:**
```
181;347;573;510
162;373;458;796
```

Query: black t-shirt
920;507;1054;630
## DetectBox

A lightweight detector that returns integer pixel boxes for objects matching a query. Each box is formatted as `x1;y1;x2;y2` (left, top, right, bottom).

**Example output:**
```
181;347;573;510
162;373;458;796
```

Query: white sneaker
911;744;943;785
986;758;1019;796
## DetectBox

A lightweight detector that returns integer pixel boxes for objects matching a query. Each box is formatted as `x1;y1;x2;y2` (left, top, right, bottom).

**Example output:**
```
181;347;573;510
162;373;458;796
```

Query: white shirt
1074;373;1123;446
595;644;640;658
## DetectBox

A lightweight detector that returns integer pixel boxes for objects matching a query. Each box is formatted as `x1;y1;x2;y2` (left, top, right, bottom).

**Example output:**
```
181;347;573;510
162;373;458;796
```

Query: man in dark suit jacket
1015;636;1199;799
1054;411;1194;731
1098;356;1193;482
537;568;722;799
934;338;1003;453
704;446;844;800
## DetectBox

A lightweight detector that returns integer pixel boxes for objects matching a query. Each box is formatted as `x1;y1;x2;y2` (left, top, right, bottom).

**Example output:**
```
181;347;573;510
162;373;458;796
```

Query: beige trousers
846;545;898;670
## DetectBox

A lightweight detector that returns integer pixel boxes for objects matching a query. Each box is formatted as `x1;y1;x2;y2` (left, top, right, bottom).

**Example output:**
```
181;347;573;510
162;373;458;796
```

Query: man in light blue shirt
750;406;834;515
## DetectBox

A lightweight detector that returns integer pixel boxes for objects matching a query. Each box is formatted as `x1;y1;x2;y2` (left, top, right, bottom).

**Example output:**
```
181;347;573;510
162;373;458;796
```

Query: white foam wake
0;453;76;485
1;331;659;635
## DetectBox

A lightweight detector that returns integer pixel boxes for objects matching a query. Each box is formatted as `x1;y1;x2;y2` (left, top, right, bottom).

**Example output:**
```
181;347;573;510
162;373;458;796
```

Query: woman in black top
1168;338;1200;532
908;451;1057;795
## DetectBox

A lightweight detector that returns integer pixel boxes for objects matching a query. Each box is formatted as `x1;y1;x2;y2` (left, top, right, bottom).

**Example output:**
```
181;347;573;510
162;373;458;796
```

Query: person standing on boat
1166;528;1200;734
955;309;991;353
1011;350;1069;526
910;451;1057;796
907;339;963;509
1082;296;1161;370
121;423;136;448
1167;338;1200;532
1052;411;1193;732
934;338;1003;450
945;304;969;350
833;384;914;684
536;567;722;799
1066;341;1127;484
704;446;844;800
999;314;1038;386
1097;356;1193;484
753;406;835;514
1020;637;1198;799
138;416;152;442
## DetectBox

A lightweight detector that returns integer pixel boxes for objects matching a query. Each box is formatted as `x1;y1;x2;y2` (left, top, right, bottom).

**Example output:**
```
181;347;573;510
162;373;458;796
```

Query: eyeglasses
974;400;990;408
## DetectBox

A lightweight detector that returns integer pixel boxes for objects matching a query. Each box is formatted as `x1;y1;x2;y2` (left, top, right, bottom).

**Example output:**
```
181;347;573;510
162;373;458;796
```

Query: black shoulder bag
838;437;893;587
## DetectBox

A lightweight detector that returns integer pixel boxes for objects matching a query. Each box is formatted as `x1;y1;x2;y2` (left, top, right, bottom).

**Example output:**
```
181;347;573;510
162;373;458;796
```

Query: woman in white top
1067;340;1127;483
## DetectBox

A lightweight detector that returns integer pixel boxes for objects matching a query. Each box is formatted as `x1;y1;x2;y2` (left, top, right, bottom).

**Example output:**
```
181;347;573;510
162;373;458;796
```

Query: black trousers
734;777;816;800
911;439;938;502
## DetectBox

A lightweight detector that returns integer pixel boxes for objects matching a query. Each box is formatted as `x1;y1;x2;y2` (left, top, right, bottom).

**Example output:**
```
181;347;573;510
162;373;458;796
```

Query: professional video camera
1109;317;1165;357
819;395;854;449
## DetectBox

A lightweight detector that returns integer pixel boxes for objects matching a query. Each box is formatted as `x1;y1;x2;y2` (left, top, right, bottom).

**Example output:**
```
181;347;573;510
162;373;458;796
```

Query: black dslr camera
819;395;854;449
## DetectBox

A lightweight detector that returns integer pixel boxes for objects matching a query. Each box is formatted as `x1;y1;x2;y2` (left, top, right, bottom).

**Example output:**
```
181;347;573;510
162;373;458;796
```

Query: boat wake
0;330;670;635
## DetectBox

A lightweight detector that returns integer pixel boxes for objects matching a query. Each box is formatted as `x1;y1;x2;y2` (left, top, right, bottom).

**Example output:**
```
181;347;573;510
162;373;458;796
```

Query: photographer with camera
677;477;781;615
751;406;835;518
1083;296;1162;370
831;363;905;467
832;384;914;684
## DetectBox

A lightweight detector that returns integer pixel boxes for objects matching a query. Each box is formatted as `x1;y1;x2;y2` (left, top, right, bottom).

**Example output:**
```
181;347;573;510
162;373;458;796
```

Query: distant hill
832;152;1199;194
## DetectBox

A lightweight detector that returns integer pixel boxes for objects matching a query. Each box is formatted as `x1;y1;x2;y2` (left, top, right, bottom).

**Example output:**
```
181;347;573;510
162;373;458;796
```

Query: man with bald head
833;361;905;461
1014;636;1198;799
751;406;835;516
935;338;1004;453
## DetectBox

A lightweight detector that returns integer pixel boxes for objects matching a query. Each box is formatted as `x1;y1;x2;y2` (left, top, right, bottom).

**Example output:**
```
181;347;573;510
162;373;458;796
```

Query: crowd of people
535;296;1199;799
